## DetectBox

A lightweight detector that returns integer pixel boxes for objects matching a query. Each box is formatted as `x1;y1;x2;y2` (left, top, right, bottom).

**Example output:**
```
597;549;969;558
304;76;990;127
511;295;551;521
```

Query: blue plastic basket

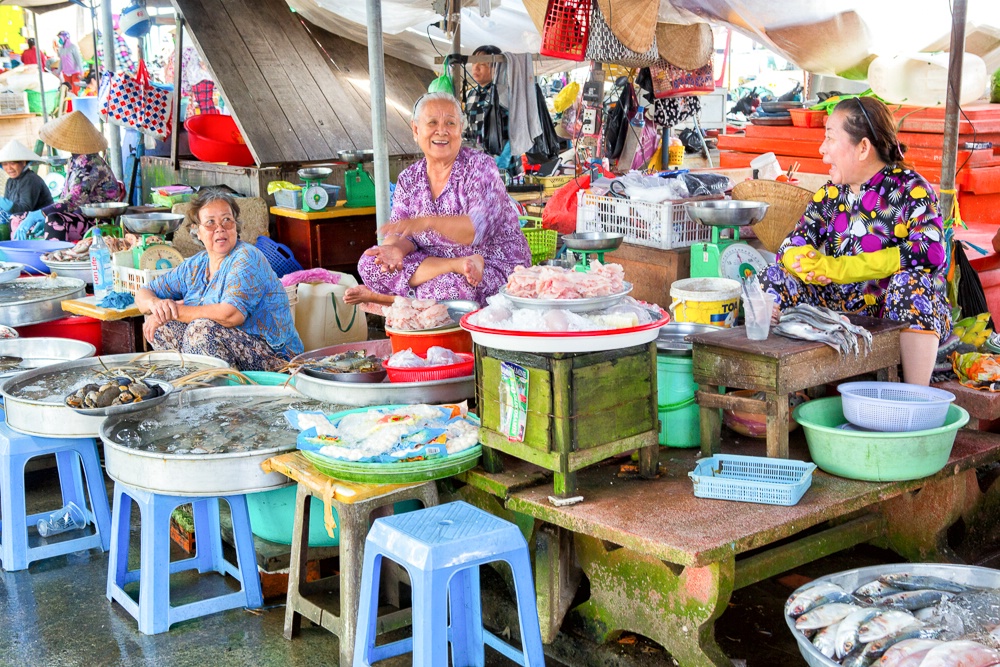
688;454;816;506
255;236;303;278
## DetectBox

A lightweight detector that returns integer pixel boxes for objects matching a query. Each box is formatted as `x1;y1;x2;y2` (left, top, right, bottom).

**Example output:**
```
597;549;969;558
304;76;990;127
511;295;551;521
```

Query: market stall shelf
475;342;659;497
688;315;905;459
261;451;439;667
460;427;1000;666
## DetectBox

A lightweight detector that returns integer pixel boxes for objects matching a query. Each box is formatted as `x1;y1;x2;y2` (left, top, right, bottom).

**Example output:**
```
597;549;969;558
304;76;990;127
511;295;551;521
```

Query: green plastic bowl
246;485;338;546
226;371;295;387
793;397;968;482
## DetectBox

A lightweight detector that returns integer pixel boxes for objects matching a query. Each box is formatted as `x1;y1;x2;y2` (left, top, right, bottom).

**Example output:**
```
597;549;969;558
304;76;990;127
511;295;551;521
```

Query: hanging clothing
652;96;702;127
464;82;508;153
496;52;540;157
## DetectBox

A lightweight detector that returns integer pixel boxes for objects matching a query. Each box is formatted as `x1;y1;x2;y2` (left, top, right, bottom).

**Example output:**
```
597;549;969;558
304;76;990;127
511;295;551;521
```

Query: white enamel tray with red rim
460;310;670;353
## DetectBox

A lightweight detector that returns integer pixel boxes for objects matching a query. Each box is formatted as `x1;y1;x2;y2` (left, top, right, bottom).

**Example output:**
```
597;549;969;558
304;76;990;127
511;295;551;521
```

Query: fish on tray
790;572;1000;666
773;304;872;356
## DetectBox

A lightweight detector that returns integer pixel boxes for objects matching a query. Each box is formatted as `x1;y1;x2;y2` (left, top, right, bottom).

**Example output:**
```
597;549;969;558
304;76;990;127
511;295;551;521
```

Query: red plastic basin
184;114;254;166
385;325;473;356
17;315;103;355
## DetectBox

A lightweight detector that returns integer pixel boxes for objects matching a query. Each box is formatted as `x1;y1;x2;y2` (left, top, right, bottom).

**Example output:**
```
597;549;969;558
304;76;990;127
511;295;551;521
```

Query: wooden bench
936;379;1000;432
460;430;1000;666
688;315;904;458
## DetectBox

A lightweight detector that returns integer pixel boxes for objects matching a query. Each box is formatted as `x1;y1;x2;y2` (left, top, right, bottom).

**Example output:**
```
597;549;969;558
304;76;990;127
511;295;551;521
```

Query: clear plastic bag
385;349;426;368
425;346;462;366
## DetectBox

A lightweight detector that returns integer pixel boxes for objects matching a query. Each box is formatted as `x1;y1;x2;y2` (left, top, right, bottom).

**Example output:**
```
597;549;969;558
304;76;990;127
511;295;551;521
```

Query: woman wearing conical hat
0;140;52;234
13;111;123;241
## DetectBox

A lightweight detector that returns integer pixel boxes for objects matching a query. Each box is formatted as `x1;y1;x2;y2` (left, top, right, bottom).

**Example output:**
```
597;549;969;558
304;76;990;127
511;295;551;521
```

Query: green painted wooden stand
475;342;660;496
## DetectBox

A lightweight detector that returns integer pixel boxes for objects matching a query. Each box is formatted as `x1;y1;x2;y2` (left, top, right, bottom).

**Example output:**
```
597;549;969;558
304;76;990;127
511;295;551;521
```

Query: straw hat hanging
594;0;659;54
39;110;108;155
731;180;814;254
0;140;43;164
656;22;714;70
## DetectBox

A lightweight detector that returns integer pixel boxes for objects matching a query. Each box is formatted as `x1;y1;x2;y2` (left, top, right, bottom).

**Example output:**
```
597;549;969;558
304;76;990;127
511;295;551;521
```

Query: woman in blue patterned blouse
135;189;303;371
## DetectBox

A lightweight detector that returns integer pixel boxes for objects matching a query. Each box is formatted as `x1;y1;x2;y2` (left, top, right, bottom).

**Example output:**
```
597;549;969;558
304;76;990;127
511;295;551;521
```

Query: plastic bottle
37;501;88;538
631;106;645;128
89;228;113;300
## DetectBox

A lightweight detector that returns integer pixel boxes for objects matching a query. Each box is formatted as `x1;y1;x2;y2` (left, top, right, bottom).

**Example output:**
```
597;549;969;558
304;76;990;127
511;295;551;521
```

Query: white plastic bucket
284;284;298;325
669;278;742;328
868;53;988;107
749;152;782;180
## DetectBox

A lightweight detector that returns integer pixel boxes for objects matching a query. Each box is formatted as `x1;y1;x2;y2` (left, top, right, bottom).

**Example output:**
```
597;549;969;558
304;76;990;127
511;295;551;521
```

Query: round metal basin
562;232;624;252
79;202;129;219
297;167;333;180
1;352;230;438
292;339;475;406
655;322;722;356
121;213;186;235
685;200;770;227
101;385;319;496
0;337;96;379
0;277;86;327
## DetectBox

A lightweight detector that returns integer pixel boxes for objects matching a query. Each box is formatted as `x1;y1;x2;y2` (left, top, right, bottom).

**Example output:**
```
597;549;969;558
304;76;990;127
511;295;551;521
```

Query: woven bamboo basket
731;180;814;254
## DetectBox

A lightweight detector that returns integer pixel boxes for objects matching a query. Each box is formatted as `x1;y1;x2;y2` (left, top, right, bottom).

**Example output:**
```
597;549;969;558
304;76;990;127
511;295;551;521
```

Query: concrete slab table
688;315;905;459
460;430;1000;666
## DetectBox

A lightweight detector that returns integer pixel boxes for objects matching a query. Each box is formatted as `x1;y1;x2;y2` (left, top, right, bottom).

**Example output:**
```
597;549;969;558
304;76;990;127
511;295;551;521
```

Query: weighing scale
297;167;333;212
44;156;68;199
338;149;376;208
561;232;623;272
121;213;185;270
685;201;770;281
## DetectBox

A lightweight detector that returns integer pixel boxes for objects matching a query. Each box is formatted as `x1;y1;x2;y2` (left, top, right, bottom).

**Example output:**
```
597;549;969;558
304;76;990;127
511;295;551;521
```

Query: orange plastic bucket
385;325;473;355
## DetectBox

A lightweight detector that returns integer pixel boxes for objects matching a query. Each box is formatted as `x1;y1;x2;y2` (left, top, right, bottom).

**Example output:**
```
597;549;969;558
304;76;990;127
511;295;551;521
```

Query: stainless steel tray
786;563;1000;667
655;322;722;355
293;339;474;406
0;337;96;378
101;385;307;496
1;351;230;438
500;282;633;313
562;232;623;252
67;379;173;416
0;276;86;327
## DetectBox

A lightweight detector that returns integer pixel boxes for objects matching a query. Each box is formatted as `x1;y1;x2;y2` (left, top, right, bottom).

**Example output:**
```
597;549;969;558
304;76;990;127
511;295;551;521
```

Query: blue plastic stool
353;501;546;666
106;482;264;634
0;416;112;571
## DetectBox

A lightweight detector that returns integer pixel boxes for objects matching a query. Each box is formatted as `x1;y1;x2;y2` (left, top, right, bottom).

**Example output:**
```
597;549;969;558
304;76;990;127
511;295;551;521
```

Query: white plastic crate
0;91;27;115
111;251;171;296
577;191;715;250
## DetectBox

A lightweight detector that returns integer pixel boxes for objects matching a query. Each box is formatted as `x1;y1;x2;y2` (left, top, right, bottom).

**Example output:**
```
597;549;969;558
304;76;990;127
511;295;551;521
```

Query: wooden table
271;204;377;275
61;296;146;354
459;429;1000;666
260;452;438;667
688;315;905;458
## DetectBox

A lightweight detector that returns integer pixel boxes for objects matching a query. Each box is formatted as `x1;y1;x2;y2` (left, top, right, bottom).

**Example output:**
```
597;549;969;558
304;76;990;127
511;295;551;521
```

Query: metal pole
100;0;123;179
939;0;967;226
31;12;48;126
91;4;100;81
366;0;390;229
450;2;462;100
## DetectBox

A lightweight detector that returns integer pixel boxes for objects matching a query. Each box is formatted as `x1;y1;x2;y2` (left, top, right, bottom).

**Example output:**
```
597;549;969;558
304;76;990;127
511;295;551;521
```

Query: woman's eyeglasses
855;98;878;140
199;218;237;230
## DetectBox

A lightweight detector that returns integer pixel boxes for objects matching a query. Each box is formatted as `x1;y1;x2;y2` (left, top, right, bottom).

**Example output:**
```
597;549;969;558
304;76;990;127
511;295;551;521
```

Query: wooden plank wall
171;0;431;166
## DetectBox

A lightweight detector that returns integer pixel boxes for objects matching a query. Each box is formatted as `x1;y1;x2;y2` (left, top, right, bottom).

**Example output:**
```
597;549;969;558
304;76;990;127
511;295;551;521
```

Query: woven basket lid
595;0;659;54
656;22;714;70
39;110;108;155
731;180;814;254
0;139;43;163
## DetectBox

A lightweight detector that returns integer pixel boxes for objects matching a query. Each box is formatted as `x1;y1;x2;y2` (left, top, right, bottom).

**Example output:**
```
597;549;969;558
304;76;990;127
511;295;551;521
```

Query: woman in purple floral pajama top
345;93;530;309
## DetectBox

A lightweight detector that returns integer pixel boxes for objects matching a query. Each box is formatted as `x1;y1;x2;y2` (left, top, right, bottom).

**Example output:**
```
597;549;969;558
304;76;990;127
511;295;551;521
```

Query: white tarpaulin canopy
290;0;1000;78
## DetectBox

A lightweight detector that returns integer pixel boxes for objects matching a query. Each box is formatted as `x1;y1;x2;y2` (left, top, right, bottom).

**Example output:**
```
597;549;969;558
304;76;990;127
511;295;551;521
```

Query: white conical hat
0;140;43;164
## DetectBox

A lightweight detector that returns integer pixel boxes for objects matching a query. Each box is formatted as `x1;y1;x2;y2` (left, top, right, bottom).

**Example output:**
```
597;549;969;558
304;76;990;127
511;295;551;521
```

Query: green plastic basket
27;89;60;115
519;219;558;266
793;397;969;482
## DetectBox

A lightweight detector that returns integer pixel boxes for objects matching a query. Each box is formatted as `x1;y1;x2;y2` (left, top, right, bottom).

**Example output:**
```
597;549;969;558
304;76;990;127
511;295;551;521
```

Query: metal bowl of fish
298;349;387;383
100;385;333;496
499;282;633;313
685;200;770;227
785;562;1000;667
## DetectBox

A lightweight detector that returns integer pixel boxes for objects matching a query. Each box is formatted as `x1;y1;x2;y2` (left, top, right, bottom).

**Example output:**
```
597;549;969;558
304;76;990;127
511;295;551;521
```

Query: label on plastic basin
500;361;529;443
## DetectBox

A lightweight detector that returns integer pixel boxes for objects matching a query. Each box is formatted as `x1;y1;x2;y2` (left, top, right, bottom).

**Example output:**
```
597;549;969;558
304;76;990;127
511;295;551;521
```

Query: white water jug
868;52;988;107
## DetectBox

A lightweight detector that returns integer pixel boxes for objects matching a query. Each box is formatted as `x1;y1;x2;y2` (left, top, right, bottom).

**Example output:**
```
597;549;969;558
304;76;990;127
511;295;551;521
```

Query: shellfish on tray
65;377;165;409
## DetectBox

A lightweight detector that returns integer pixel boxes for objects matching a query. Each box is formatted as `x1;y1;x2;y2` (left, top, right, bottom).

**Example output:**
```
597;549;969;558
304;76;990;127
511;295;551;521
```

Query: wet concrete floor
0;464;991;666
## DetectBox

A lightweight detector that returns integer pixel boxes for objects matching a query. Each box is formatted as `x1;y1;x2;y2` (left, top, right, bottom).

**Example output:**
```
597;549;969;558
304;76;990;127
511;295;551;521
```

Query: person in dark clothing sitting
0;140;53;235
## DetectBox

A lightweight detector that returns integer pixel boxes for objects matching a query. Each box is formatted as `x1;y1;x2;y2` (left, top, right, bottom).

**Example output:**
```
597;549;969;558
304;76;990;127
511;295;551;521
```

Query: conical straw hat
731;179;814;254
0;140;43;163
39;110;108;155
656;22;714;70
595;0;659;54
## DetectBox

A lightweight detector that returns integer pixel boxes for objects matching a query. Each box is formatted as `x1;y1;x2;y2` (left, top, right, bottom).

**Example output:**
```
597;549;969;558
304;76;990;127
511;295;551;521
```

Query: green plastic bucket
794;397;970;482
246;485;339;547
656;354;700;448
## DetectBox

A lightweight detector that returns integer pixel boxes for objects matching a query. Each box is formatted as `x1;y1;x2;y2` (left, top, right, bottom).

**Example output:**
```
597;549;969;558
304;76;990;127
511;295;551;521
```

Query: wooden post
170;18;184;171
938;0;968;226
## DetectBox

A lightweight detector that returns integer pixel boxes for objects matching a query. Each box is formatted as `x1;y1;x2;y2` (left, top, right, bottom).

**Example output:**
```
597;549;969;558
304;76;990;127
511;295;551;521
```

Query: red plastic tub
184;114;254;166
17;315;102;355
385;325;473;356
385;353;474;383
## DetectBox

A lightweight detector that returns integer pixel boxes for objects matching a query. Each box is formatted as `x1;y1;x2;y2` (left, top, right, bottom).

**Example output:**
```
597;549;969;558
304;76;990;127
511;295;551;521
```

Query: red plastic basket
539;0;591;61
385;353;474;383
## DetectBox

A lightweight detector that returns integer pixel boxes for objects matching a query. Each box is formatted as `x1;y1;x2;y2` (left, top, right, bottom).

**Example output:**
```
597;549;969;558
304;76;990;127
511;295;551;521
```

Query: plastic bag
553;81;580;113
542;173;590;235
425;346;462;366
386;349;426;368
427;56;454;95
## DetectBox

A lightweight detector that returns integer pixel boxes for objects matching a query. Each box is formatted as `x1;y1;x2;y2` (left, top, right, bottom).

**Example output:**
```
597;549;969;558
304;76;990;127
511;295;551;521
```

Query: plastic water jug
89;228;113;300
294;276;368;351
868;52;988;107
